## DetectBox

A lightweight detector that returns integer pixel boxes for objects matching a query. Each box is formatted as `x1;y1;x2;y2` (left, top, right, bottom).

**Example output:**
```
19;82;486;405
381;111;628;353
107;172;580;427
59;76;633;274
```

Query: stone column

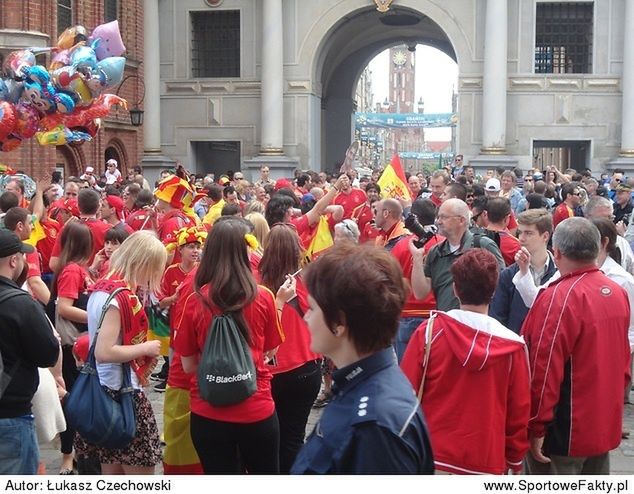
481;0;508;154
260;0;284;155
620;0;634;157
143;0;161;153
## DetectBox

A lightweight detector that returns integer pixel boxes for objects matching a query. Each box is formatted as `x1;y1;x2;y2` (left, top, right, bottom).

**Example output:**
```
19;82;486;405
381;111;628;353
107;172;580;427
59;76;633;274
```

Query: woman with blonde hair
88;231;167;474
245;211;269;257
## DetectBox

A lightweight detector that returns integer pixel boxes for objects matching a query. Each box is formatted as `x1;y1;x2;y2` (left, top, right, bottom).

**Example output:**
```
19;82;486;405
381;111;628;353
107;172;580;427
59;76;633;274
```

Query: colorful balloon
70;44;98;74
13;102;41;138
3;50;35;80
50;66;93;106
0;137;22;152
57;25;88;50
96;56;125;90
35;125;92;146
90;20;126;60
0;78;23;103
0;102;16;141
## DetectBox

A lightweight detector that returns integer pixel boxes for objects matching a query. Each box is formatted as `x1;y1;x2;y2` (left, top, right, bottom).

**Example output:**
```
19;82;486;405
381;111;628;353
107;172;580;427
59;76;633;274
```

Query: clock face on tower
392;50;407;66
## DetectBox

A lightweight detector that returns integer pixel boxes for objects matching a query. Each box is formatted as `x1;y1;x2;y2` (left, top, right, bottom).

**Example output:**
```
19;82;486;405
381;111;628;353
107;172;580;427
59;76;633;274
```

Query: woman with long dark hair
51;221;93;474
175;217;283;474
258;224;321;473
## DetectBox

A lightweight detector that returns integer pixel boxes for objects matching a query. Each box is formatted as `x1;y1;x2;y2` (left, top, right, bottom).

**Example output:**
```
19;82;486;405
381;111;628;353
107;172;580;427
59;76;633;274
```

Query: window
535;2;593;74
191;10;240;78
57;0;72;36
104;0;117;22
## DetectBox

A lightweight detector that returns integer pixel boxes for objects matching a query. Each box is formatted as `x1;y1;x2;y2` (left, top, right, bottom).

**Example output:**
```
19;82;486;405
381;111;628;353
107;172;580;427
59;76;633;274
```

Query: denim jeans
395;317;425;363
0;416;39;474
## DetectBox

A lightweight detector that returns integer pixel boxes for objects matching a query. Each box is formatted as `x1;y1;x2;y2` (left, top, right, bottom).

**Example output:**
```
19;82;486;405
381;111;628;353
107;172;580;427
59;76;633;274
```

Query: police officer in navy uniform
291;243;434;474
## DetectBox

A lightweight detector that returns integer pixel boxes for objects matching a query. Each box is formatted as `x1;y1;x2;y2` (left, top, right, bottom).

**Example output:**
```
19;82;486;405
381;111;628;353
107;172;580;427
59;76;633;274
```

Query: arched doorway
55;145;84;180
104;139;128;175
306;2;466;171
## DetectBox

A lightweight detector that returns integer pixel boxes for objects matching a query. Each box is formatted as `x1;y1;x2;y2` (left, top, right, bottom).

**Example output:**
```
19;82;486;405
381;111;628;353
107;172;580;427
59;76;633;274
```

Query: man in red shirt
552;182;581;229
333;173;367;220
101;194;134;234
49;189;111;272
3;207;50;305
427;170;449;207
482;197;521;266
351;182;381;243
522;217;631;474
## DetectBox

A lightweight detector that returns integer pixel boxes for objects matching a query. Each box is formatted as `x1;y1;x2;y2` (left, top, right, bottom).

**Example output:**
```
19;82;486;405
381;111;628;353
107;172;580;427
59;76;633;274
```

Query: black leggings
190;411;280;474
271;360;322;473
60;345;79;455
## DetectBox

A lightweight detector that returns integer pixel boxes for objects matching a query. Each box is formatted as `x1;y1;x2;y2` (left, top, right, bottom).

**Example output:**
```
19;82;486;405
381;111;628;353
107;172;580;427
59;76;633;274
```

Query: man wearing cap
80;167;96;187
485;177;501;197
614;183;633;226
101;194;134;234
0;230;60;474
104;159;122;185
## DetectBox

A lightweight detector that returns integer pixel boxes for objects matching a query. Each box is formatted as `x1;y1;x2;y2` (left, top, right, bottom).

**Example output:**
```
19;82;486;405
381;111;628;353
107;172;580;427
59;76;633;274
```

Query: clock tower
388;45;416;114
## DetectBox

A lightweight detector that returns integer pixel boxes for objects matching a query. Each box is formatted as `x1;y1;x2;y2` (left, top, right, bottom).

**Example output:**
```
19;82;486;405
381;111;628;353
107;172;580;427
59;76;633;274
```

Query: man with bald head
410;198;504;311
374;198;409;250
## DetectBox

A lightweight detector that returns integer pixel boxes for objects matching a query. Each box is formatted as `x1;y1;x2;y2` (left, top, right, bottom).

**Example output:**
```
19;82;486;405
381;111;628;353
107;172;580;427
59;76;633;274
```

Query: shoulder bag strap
416;312;436;403
87;287;130;363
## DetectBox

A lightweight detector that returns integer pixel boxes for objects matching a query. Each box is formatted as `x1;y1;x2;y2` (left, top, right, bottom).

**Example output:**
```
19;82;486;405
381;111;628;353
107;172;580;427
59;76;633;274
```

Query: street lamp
381;97;390;112
115;74;145;127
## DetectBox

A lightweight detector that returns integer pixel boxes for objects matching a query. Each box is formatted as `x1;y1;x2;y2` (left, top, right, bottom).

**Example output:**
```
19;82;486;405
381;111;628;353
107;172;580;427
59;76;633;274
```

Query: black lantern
115;73;146;127
129;107;144;127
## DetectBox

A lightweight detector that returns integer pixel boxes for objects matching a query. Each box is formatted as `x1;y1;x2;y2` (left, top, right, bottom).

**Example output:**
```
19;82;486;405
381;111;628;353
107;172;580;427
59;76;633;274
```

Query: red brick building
0;0;144;181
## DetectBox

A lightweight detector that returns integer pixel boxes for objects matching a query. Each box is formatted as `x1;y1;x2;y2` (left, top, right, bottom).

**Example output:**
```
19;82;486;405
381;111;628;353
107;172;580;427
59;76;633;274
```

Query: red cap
72;333;89;363
51;198;80;218
105;195;125;220
275;178;292;191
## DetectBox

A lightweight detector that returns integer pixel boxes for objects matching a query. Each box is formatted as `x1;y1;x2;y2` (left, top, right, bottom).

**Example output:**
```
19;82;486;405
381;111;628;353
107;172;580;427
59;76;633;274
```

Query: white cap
485;178;501;192
106;159;118;167
85;166;94;173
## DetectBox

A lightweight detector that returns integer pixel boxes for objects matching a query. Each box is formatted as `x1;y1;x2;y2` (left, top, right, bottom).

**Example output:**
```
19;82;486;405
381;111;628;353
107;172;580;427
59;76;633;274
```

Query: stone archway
56;145;85;179
299;2;466;170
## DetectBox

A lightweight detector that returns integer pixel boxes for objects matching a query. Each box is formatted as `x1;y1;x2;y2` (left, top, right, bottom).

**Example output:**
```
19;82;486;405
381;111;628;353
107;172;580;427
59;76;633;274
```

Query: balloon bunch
0;21;128;152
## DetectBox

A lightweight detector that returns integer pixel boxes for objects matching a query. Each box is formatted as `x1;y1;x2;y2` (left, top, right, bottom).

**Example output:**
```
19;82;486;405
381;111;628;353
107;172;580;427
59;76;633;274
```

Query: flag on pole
377;153;411;201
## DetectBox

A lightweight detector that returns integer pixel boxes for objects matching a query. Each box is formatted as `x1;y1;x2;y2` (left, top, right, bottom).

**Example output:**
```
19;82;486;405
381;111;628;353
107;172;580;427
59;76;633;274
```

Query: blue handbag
63;288;137;449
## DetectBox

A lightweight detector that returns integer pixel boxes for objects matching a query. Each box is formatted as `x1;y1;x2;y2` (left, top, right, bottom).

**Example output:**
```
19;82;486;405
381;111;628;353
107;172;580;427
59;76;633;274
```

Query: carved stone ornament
374;0;393;13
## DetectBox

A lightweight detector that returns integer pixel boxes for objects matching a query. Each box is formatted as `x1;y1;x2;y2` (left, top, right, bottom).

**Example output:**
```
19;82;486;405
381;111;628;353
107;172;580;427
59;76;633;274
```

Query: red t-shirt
499;231;522;267
552;203;574;229
160;264;190;327
158;211;196;265
173;284;284;423
37;219;61;274
271;277;319;374
52;218;111;263
56;263;91;300
26;249;41;279
333;188;367;220
126;209;155;231
391;233;442;317
169;270;198;390
290;214;310;238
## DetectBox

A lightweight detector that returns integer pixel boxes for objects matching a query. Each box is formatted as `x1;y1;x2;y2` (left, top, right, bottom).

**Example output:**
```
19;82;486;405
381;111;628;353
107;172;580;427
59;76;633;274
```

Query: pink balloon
90;20;126;60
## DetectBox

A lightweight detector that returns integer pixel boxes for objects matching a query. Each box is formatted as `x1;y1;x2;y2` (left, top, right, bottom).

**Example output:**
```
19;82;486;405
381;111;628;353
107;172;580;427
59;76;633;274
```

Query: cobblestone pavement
40;381;634;475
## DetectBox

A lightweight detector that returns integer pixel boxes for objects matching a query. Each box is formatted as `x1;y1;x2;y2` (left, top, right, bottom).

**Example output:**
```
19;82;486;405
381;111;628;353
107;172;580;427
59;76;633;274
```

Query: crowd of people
0;155;631;475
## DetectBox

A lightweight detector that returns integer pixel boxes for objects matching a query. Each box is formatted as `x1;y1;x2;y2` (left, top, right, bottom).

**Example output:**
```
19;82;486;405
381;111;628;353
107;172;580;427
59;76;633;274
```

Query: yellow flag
25;218;46;247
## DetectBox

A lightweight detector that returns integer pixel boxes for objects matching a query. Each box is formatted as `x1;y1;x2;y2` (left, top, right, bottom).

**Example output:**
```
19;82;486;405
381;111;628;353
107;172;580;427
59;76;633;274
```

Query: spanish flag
304;215;334;262
377;154;411;201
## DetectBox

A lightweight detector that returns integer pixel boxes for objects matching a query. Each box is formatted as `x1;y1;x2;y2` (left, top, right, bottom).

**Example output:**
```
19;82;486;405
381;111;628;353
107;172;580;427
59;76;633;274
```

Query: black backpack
197;314;257;407
472;228;501;249
0;288;31;400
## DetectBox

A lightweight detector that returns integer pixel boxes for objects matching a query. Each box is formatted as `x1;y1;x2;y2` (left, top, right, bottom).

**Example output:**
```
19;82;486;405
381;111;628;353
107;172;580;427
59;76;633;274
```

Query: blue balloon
96;56;125;89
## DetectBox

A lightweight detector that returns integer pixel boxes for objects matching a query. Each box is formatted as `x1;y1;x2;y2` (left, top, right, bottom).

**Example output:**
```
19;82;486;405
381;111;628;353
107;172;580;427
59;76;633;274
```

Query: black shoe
153;380;167;393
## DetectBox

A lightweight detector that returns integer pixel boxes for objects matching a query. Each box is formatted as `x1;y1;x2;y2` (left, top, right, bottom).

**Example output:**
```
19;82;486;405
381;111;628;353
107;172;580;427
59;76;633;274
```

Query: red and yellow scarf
92;277;155;385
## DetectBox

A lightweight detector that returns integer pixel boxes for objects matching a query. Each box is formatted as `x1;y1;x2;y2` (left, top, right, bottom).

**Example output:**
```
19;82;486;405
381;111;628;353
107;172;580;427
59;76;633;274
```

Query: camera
404;213;437;248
